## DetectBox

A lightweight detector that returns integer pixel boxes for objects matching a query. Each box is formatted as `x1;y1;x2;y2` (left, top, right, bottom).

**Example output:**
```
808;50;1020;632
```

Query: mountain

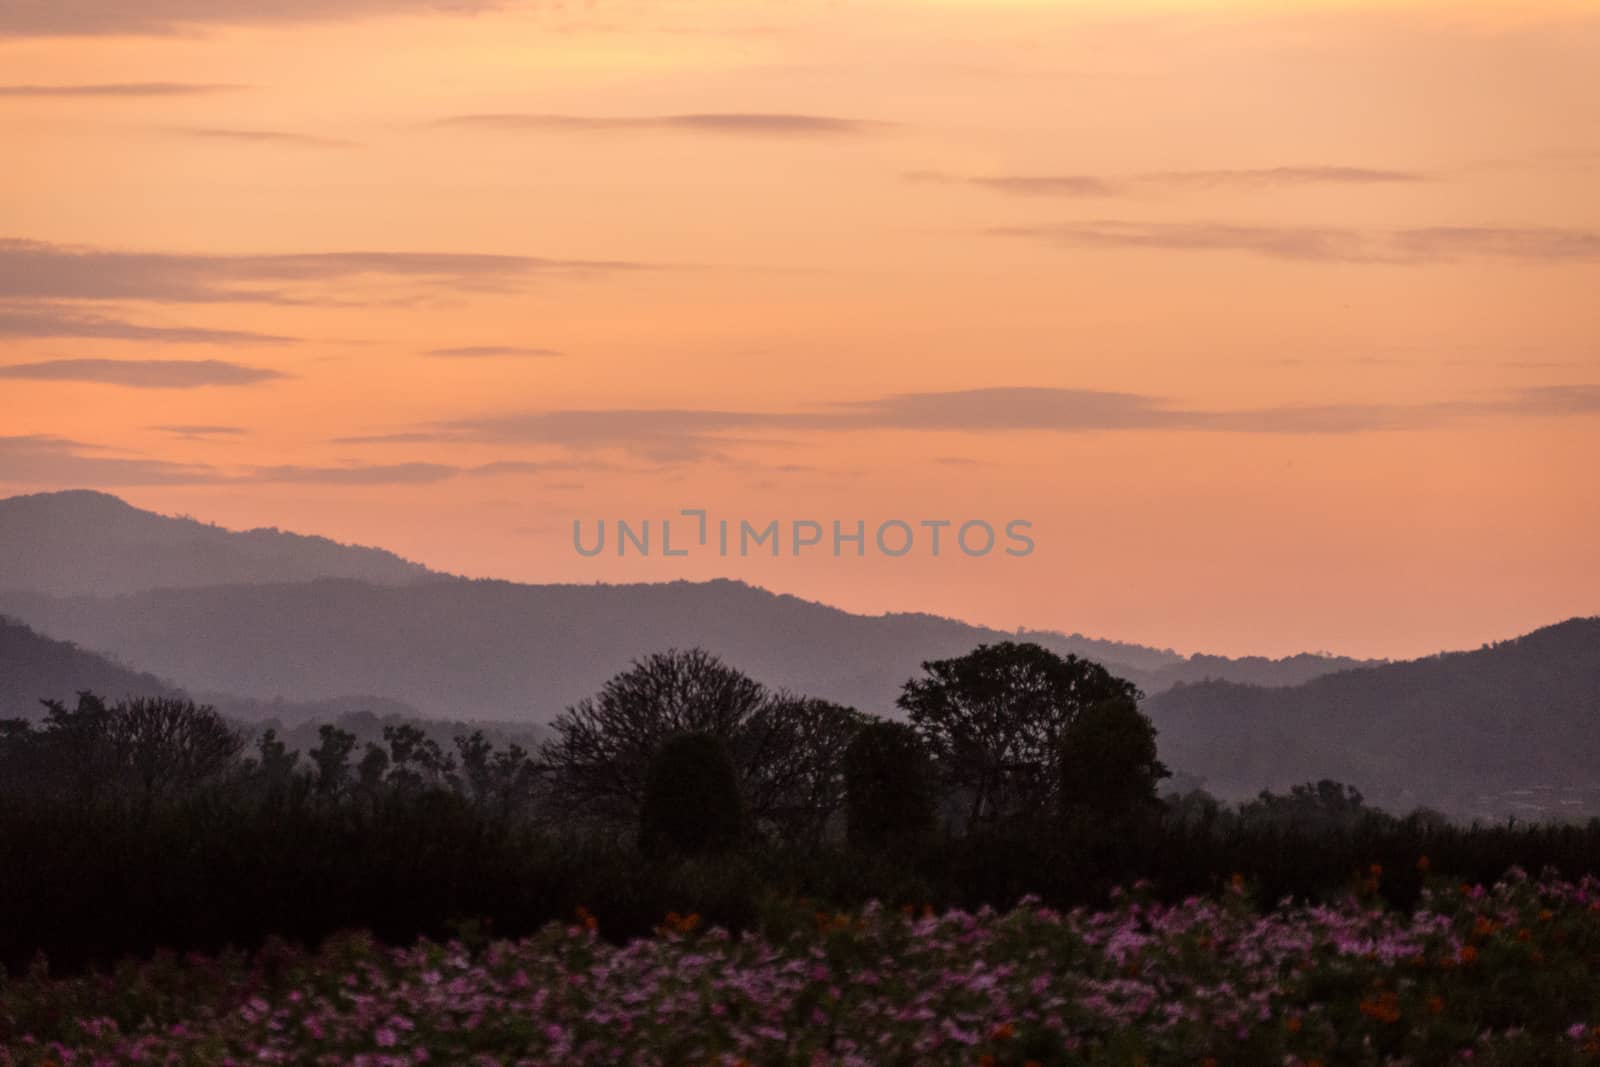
0;577;1177;723
0;490;435;596
0;615;181;719
1146;617;1600;816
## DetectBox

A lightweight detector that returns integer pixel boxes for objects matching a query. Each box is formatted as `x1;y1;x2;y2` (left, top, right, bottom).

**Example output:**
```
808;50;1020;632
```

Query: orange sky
2;0;1598;659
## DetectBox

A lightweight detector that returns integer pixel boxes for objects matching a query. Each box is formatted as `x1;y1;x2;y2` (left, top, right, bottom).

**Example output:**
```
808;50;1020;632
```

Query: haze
3;0;1598;659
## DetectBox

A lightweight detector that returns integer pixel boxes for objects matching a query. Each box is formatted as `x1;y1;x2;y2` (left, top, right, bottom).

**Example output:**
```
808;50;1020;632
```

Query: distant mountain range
1;490;1594;818
0;615;178;719
1147;617;1600;814
0;491;1368;709
0;490;431;596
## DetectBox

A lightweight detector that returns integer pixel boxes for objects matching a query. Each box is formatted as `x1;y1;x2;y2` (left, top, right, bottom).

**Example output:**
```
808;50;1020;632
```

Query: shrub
638;732;745;857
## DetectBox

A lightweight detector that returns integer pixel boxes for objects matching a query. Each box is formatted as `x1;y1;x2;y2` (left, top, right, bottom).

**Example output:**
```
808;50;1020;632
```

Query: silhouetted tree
105;696;243;806
383;723;457;792
898;642;1140;824
738;697;865;844
543;649;849;834
1057;695;1169;818
638;731;744;856
310;724;357;799
844;720;935;852
1238;779;1377;832
456;730;540;820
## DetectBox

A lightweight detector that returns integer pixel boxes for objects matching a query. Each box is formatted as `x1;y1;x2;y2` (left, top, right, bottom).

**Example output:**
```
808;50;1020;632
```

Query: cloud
991;221;1600;264
0;436;219;486
434;113;890;137
247;458;596;484
0;238;652;305
424;345;563;358
153;424;246;436
911;166;1427;198
174;127;357;149
0;0;500;37
0;305;295;344
1136;166;1428;189
0;358;287;388
438;408;763;461
432;384;1600;460
0;82;244;96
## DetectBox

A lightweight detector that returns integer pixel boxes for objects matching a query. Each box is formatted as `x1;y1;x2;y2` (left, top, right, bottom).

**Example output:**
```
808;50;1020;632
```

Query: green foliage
843;720;934;852
1058;695;1170;818
638;732;745;857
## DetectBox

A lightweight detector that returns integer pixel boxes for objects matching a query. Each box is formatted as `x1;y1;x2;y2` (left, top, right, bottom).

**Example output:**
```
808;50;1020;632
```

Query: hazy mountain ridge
1147;617;1600;815
0;490;435;596
0;491;1370;702
0;614;182;718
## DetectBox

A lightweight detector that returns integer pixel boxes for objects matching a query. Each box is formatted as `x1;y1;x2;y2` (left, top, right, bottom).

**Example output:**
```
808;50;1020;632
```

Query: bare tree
542;648;861;838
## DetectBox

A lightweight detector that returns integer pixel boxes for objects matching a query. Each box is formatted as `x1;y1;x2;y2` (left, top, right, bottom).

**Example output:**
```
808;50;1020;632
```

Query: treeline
3;643;1599;976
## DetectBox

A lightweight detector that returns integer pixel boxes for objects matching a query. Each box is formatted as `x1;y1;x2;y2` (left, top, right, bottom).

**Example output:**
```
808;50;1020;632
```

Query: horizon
5;486;1592;664
3;0;1599;659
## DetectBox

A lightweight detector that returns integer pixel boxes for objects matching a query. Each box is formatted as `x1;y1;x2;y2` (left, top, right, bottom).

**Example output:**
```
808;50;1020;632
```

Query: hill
1146;617;1600;817
0;615;180;719
0;490;435;596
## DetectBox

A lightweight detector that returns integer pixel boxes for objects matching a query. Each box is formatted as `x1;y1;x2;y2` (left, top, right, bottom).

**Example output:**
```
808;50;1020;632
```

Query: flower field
4;868;1599;1066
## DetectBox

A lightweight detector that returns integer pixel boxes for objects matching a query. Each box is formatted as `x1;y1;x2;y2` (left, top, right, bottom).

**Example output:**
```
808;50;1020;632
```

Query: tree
844;720;935;852
638;732;744;856
105;697;243;806
382;723;457;793
455;730;540;820
1057;695;1169;818
542;648;854;836
309;724;357;799
738;697;864;844
1238;779;1377;833
898;642;1140;824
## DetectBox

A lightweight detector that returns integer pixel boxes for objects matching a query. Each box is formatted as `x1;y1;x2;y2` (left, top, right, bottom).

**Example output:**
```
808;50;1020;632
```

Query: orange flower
1458;944;1478;965
1359;991;1402;1024
1427;995;1445;1015
1286;1016;1303;1034
1538;908;1554;922
990;1022;1015;1041
977;1057;996;1067
1416;856;1431;874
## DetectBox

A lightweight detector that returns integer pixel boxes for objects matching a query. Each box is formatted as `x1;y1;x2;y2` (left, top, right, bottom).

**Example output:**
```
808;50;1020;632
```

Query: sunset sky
2;0;1598;659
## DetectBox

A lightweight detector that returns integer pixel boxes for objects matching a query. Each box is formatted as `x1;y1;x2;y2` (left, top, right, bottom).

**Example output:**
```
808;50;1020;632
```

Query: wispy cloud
429;384;1600;461
0;82;244;97
991;221;1600;264
424;345;563;359
0;0;500;37
0;304;295;344
173;127;357;149
910;165;1428;198
248;458;594;485
153;424;246;437
0;238;653;305
434;113;891;137
0;358;287;388
0;435;219;486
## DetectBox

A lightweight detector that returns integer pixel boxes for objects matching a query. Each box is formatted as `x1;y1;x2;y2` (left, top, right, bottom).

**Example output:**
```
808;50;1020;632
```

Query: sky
2;0;1598;660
